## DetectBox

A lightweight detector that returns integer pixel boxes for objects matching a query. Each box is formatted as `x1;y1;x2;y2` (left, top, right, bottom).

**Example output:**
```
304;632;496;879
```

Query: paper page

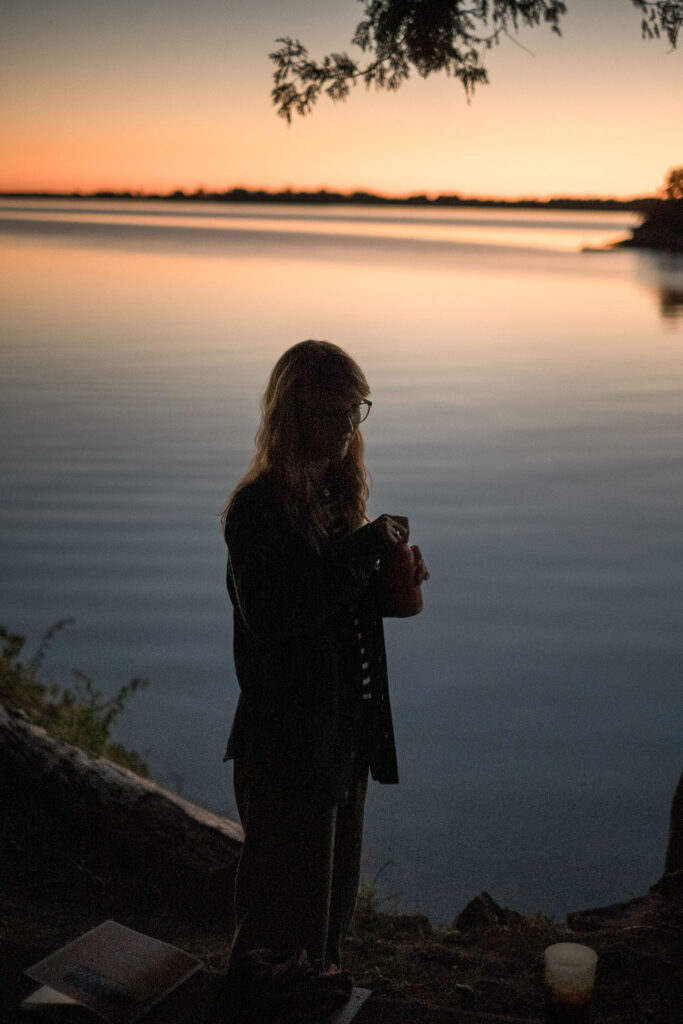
24;921;202;1024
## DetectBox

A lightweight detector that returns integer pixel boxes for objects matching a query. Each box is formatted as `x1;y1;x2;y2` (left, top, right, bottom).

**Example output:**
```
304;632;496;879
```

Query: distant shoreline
0;187;657;214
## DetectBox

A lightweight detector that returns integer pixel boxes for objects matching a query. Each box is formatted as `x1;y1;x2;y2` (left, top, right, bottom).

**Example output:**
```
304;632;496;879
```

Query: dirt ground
1;772;680;1024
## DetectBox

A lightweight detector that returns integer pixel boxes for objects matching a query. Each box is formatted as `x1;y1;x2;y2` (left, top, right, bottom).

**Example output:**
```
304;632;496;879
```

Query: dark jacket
223;473;399;804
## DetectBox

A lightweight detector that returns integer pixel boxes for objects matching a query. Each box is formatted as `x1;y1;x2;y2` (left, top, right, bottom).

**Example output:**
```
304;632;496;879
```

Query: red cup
380;541;424;617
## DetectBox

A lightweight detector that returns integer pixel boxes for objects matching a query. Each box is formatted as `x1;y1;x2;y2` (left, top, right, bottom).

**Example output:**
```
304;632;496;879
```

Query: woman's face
303;386;364;463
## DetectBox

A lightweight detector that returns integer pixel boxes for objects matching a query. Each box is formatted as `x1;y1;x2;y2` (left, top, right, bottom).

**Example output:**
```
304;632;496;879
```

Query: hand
413;548;430;585
372;514;409;549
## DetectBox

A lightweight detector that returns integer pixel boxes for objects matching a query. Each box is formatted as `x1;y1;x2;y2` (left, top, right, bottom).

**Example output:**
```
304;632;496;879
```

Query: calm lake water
1;199;681;923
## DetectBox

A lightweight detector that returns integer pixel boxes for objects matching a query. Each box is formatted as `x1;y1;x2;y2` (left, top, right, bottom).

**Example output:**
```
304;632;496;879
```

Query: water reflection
0;202;681;922
3;200;681;329
633;249;683;323
660;288;683;319
0;197;640;253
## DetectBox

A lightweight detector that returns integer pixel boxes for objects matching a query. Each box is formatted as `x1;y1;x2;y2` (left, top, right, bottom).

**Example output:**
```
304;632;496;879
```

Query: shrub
0;619;149;776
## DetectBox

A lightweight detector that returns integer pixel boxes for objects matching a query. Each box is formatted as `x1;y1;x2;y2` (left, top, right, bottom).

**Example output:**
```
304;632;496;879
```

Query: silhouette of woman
221;339;427;968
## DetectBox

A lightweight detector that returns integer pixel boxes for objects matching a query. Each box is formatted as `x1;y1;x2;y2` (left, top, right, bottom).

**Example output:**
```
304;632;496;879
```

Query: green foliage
354;862;402;922
0;620;149;776
271;0;681;121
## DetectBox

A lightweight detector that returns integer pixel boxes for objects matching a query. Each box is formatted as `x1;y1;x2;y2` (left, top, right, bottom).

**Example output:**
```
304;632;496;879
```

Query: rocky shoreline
616;199;683;253
1;704;680;1022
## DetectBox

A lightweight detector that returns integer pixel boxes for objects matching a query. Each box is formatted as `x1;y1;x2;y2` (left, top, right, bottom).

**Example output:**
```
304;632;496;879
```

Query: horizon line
0;185;661;209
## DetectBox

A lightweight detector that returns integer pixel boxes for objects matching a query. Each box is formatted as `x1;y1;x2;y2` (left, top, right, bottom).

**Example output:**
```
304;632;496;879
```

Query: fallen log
0;703;243;897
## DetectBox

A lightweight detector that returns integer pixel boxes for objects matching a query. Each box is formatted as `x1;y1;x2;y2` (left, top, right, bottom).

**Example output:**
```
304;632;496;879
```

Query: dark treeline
617;197;683;252
0;186;661;213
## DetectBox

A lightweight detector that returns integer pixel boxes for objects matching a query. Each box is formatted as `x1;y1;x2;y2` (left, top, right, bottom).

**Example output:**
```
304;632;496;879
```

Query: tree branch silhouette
270;0;682;122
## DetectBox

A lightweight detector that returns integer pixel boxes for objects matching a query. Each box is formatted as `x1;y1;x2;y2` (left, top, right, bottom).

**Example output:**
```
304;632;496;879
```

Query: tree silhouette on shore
664;166;683;200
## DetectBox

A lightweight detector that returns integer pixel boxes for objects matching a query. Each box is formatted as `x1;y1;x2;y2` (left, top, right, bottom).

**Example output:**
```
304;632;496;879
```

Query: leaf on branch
270;0;679;119
634;0;683;46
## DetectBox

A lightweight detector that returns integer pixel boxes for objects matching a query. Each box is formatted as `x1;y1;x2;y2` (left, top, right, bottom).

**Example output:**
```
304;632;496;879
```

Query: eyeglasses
314;400;372;425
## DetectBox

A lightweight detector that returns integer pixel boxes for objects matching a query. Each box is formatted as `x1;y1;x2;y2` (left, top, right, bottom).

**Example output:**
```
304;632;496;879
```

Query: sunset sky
2;0;682;198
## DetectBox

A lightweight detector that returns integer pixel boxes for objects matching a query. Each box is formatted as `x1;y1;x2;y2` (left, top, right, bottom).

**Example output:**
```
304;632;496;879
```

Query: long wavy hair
222;340;371;551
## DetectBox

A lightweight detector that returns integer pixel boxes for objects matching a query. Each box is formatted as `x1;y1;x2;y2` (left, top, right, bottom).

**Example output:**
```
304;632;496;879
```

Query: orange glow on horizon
0;183;660;204
1;2;681;202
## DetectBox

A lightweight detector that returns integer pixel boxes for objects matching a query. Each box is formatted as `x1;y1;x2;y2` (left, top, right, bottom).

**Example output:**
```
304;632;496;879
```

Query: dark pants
229;758;368;968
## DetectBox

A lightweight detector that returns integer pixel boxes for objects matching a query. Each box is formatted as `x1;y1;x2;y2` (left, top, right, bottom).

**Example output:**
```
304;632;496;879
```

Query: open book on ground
22;920;202;1024
21;920;372;1024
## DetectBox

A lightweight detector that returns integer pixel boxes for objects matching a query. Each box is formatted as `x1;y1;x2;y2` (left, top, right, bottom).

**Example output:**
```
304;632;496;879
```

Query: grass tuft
0;620;148;775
